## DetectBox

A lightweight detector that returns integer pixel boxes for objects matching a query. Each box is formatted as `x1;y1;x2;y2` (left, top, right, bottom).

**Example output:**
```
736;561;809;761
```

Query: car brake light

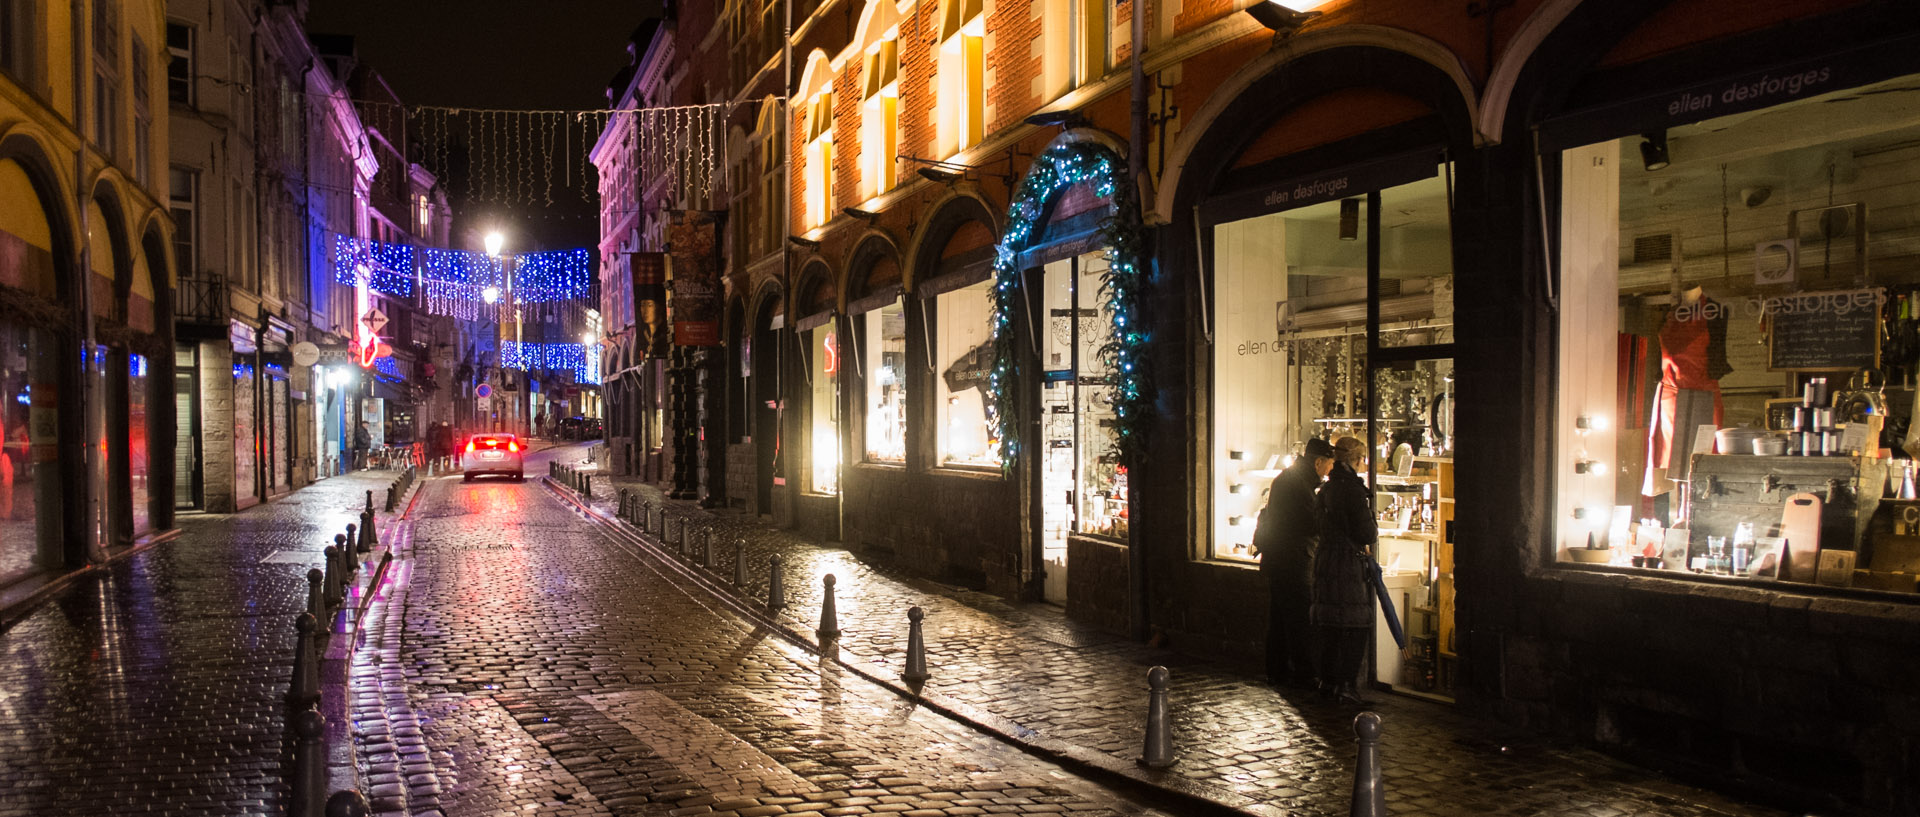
465;440;475;453
508;441;519;453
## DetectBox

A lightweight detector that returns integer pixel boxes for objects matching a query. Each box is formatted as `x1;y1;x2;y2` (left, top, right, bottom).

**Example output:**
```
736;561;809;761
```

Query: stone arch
88;174;135;326
839;229;903;308
793;259;836;321
1156;27;1481;218
901;188;998;292
1478;0;1585;146
0;128;79;307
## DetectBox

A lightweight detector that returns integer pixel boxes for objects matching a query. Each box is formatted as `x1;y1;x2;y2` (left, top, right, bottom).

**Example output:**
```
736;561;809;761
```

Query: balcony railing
175;270;227;324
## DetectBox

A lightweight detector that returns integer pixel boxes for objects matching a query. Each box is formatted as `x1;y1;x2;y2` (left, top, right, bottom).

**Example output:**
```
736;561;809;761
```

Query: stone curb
0;527;183;632
541;476;1272;817
339;472;434;817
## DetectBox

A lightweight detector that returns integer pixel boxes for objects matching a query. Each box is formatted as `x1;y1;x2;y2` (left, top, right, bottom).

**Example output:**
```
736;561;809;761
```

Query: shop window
1209;172;1455;562
860;36;899;199
935;278;998;468
1042;251;1125;540
863;298;907;462
805;91;834;228
1;322;60;584
808;321;840;494
936;0;984;159
129;353;148;535
165;23;192;106
1554;73;1920;595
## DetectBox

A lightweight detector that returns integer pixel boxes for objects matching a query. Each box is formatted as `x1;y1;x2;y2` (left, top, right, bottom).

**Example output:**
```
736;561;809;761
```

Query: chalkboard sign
1768;288;1882;372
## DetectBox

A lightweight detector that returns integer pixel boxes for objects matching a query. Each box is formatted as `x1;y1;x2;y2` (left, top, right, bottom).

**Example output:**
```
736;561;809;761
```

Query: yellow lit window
861;36;899;199
937;0;984;158
805;91;835;228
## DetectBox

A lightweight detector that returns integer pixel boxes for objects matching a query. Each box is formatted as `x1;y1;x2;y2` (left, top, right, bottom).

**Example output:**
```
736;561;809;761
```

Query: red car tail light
508;441;519;453
465;440;475;453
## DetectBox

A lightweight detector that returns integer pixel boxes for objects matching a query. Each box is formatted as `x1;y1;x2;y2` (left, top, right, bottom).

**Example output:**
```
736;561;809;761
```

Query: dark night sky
305;0;665;250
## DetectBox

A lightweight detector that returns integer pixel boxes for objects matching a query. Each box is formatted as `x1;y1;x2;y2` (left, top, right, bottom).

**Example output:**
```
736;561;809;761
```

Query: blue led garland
988;141;1151;468
498;341;600;385
333;236;416;297
510;249;593;303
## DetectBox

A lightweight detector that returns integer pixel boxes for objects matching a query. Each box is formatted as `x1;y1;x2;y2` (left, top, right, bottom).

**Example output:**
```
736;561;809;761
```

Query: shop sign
291;342;321;367
1198;150;1439;225
1539;33;1920;151
669;212;722;346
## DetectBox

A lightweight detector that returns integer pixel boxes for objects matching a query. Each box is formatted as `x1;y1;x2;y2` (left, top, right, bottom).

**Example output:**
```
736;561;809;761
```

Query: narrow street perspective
4;0;1919;815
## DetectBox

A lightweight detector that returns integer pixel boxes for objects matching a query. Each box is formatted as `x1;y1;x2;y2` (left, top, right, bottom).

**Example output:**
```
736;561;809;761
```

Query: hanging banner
668;211;722;346
631;251;668;359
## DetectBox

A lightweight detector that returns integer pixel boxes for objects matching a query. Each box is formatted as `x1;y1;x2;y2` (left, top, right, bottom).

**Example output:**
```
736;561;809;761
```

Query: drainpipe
1126;0;1151;642
73;0;106;564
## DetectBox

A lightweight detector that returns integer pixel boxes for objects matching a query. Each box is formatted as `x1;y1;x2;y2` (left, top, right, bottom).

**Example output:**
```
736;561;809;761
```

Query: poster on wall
631;252;668;359
669;212;722;346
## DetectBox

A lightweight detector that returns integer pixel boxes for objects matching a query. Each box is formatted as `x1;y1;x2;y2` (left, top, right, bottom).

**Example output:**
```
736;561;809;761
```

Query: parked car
554;416;604;441
461;433;525;482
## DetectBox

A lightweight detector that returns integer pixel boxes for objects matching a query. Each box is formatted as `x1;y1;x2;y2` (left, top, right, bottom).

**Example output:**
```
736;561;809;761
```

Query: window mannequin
1643;285;1731;510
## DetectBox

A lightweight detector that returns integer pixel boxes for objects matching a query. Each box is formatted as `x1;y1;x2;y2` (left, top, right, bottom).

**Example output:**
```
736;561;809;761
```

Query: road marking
582;689;817;798
259;550;314;564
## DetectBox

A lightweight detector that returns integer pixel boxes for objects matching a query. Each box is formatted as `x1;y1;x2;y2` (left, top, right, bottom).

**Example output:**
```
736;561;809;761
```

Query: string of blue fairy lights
498;341;601;385
329;234;591;309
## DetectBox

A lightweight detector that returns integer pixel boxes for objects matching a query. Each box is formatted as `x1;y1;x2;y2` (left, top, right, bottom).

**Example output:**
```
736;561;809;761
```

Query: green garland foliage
988;141;1152;470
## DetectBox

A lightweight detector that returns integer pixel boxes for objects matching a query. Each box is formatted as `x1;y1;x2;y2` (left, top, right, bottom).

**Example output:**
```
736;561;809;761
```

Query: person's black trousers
1266;578;1313;685
1317;624;1370;690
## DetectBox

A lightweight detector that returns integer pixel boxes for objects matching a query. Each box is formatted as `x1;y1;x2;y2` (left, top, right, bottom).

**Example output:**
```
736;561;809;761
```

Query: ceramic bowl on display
1753;435;1790;456
1715;427;1763;455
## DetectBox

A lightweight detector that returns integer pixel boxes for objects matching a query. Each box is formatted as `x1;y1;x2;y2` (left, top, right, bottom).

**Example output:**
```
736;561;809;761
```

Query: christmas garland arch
988;140;1152;468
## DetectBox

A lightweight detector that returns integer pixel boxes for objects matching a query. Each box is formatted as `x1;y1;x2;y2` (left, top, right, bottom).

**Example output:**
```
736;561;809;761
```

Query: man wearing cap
1253;437;1335;688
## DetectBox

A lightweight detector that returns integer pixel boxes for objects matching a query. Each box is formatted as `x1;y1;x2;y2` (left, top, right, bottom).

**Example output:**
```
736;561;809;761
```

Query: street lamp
484;231;504;258
481;286;501;304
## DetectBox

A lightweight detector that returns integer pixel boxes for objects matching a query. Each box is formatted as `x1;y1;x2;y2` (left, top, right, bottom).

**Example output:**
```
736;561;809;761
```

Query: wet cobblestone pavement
0;470;395;816
0;442;1802;817
546;445;1794;817
354;446;1161;817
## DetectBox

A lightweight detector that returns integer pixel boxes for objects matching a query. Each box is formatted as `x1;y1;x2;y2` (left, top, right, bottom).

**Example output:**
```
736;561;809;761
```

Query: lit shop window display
1555;73;1920;595
936;279;999;468
1210;176;1455;561
808;321;840;494
1040;250;1125;538
864;299;907;462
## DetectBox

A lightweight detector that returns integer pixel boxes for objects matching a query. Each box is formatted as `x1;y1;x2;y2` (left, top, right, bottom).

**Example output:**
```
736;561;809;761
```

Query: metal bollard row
288;613;320;708
817;574;841;641
1351;712;1385;817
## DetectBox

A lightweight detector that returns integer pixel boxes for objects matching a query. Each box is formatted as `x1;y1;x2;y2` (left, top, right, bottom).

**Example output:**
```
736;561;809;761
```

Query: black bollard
322;546;342;609
1141;666;1173;768
358;508;377;552
338;529;357;577
289;708;326;817
306;568;326;623
699;527;714;567
903;606;930;683
581;472;591;498
817;574;841;641
288;613;320;708
385;485;396;512
1351;712;1385;817
324;790;372;817
768;554;786;610
365;490;373;514
734;539;749;586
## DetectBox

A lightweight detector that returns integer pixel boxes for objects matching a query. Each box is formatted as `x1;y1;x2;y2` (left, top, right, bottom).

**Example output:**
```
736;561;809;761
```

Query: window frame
165;21;191;106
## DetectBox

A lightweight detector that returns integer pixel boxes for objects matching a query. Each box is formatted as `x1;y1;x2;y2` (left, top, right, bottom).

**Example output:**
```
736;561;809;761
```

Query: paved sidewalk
0;468;412;816
548;445;1791;817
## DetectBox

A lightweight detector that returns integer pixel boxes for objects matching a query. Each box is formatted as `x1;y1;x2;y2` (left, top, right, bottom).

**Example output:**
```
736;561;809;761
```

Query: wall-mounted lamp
1639;130;1671;172
1229;483;1246;494
788;235;821;250
917;166;964;184
1024;110;1090;129
1246;0;1325;35
1575;415;1608;431
1229;515;1246;526
1229;450;1247;460
1574;459;1608;476
1338;198;1361;241
842;206;880;222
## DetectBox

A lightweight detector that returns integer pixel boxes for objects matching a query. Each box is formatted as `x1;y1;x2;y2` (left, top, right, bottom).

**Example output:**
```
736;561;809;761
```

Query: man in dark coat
1254;437;1335;687
352;421;372;470
1313;436;1378;705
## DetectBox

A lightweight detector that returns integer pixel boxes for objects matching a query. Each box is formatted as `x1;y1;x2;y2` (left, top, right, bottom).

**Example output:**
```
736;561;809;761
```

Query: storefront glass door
1038;249;1123;604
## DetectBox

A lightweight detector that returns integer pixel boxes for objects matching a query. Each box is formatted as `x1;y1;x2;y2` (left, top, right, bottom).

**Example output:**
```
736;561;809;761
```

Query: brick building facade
597;2;1920;810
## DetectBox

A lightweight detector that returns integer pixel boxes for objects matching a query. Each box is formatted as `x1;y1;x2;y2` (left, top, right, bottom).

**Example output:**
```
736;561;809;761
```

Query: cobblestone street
0;442;1807;816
